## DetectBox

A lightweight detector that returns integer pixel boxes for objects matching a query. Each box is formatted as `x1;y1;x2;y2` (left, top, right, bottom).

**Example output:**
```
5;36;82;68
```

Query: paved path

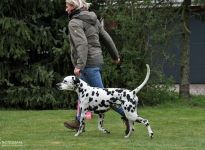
171;84;205;95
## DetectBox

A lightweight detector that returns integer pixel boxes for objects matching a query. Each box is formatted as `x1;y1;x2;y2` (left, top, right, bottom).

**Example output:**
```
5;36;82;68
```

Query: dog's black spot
121;100;125;105
115;89;123;93
99;100;109;108
86;93;89;97
143;120;147;123
110;97;116;101
94;110;108;114
103;89;112;95
137;119;142;123
96;91;99;97
95;100;98;102
91;91;95;96
99;114;103;118
135;120;141;123
79;88;84;93
101;100;105;105
73;77;80;84
123;91;126;97
145;123;149;127
88;106;93;110
127;105;133;112
93;106;98;110
106;100;113;105
89;98;93;102
126;94;131;100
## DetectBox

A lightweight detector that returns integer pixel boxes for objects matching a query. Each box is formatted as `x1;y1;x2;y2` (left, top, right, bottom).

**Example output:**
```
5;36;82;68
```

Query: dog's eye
63;80;67;83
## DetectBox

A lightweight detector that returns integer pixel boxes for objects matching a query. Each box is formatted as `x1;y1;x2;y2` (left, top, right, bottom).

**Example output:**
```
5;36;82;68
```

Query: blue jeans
77;67;125;121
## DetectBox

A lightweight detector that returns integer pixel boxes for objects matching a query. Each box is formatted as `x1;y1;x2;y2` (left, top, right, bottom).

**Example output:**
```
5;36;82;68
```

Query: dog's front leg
75;114;86;137
98;114;110;134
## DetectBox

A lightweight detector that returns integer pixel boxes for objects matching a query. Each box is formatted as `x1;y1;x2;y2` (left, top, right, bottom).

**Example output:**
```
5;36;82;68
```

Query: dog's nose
56;83;61;88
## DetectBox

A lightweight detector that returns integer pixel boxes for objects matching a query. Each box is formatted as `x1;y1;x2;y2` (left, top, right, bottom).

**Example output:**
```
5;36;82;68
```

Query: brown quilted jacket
68;10;119;69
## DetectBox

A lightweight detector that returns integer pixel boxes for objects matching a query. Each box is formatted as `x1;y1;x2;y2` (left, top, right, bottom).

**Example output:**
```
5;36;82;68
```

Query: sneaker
121;116;130;135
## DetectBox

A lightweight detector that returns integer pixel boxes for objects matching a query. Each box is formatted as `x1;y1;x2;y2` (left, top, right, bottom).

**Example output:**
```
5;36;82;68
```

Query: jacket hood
72;11;97;25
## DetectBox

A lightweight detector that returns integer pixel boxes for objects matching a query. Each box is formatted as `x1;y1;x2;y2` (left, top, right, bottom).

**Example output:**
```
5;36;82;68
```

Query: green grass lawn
1;105;205;150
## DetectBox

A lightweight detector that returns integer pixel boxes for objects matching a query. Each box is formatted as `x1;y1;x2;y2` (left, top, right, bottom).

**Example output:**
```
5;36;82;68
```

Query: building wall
162;13;205;83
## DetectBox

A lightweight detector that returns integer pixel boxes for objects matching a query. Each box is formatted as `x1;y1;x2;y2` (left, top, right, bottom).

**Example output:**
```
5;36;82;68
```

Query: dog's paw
150;132;154;139
75;132;81;136
124;132;131;138
105;130;110;134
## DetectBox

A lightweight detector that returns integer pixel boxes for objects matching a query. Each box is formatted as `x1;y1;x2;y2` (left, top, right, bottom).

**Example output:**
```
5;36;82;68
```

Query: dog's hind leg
135;116;153;139
98;114;110;134
124;120;134;138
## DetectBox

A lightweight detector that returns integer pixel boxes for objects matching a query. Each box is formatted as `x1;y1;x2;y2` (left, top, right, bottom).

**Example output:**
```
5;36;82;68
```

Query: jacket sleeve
69;20;88;69
99;23;119;60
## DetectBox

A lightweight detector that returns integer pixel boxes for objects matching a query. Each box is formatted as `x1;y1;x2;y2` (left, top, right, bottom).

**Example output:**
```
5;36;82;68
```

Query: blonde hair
65;0;91;10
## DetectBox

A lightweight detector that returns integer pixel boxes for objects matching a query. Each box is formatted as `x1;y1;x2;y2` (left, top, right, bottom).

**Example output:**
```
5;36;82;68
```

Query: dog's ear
72;76;80;85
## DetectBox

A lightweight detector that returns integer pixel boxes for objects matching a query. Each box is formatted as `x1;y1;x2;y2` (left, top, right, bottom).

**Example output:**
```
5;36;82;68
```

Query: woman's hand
74;68;81;76
112;58;120;64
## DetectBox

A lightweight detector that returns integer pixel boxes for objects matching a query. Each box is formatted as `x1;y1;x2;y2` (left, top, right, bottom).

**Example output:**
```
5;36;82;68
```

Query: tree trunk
179;0;191;99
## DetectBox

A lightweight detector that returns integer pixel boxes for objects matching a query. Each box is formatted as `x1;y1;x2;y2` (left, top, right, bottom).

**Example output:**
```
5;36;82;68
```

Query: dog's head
56;76;80;91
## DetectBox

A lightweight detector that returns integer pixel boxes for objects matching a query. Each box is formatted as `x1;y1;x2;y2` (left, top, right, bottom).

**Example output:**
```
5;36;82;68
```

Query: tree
179;0;191;99
0;0;76;109
179;0;205;99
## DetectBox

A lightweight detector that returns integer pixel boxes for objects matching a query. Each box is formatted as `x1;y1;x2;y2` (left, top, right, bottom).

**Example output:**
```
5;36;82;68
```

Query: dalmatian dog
56;64;153;138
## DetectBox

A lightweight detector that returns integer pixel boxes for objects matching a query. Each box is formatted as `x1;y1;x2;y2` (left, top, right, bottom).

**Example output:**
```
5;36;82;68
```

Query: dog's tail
132;64;150;94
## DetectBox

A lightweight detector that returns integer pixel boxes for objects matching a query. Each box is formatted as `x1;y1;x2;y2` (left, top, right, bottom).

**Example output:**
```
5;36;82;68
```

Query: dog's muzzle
56;83;62;90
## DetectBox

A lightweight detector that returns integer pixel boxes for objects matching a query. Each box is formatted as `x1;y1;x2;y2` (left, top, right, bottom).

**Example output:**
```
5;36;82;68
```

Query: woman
64;0;129;134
